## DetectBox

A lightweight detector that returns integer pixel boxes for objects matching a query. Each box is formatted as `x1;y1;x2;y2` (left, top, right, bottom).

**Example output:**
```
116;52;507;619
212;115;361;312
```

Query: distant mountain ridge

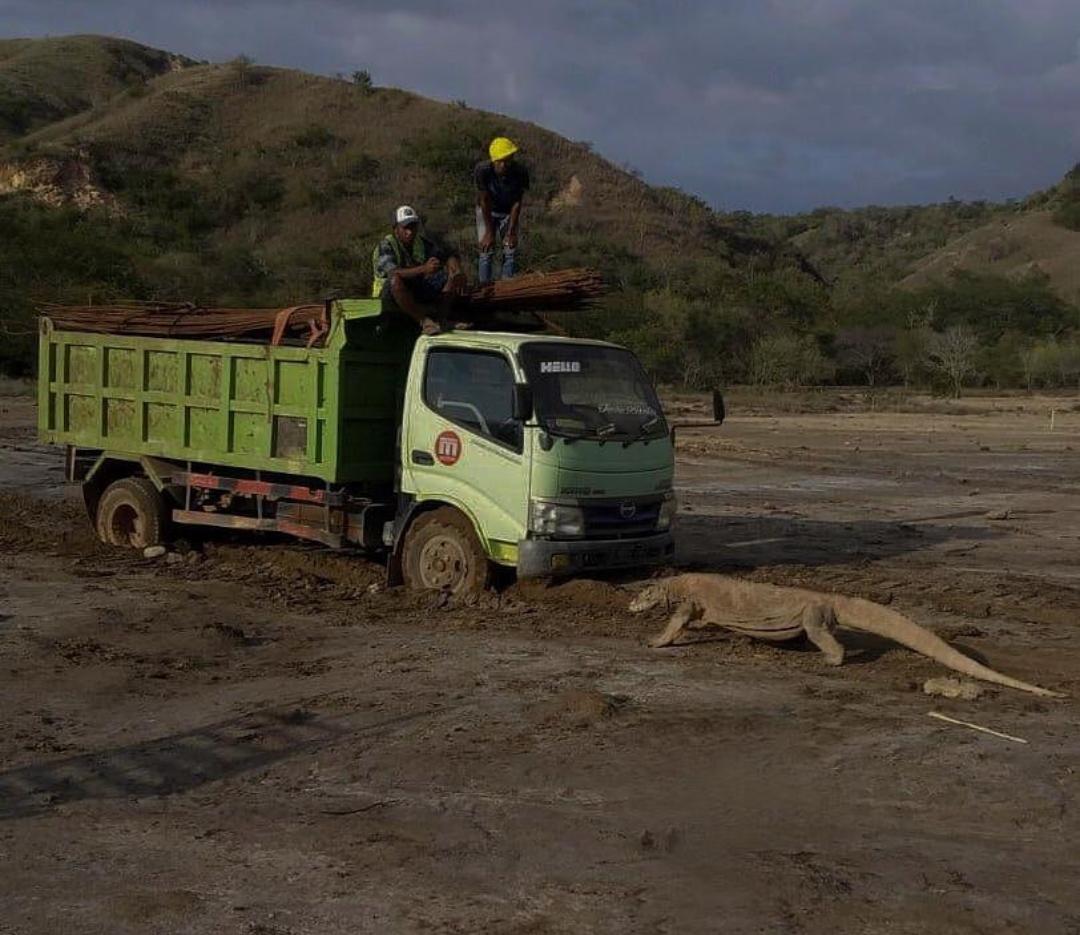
3;34;1077;296
744;169;1080;298
0;33;817;376
0;34;1077;388
0;35;775;280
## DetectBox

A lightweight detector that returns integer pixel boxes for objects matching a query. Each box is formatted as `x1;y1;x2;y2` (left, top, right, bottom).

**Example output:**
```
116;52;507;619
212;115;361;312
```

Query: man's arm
505;165;528;248
505;198;523;249
477;191;495;251
443;254;467;295
376;237;439;283
395;257;441;279
475;162;496;250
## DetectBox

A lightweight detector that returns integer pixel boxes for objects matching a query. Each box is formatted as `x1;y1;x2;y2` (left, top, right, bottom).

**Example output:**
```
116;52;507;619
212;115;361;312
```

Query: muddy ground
1;390;1079;934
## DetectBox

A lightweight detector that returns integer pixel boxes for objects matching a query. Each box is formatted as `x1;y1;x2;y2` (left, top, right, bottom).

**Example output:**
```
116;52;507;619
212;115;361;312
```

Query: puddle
0;443;65;496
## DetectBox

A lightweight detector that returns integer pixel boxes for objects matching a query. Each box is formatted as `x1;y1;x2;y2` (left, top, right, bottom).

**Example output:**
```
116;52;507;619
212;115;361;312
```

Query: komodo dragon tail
831;595;1065;698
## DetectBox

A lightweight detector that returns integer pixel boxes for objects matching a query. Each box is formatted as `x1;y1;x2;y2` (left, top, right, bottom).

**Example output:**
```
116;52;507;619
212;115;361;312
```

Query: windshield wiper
621;415;662;446
544;420;628;443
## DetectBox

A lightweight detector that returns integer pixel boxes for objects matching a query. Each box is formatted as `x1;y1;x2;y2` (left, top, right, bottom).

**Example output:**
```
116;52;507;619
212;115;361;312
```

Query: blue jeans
476;208;518;283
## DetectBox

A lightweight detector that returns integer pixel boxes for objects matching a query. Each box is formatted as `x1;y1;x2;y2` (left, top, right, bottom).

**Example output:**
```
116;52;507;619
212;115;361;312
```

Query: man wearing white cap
372;205;465;334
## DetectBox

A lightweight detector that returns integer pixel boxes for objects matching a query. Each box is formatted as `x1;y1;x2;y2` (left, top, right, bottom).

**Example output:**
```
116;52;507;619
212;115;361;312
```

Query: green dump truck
38;299;677;591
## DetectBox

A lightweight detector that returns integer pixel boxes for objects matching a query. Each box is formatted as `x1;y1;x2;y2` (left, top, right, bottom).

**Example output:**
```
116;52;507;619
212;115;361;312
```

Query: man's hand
445;271;468;296
480;228;495;252
504;231;518;250
420;317;441;335
421;256;442;276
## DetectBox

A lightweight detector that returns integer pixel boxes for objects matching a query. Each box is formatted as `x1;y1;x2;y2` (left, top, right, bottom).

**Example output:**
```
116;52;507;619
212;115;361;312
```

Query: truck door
403;345;528;557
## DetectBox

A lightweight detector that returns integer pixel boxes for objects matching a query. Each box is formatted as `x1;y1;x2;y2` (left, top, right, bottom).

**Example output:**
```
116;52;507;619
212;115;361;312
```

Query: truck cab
395;331;676;590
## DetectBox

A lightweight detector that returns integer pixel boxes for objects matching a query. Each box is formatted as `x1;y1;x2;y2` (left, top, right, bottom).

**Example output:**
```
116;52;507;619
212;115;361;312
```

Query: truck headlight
530;499;585;538
656;491;677;531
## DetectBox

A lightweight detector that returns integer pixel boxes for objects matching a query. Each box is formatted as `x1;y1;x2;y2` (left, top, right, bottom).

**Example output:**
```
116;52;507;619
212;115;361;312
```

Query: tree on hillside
750;333;834;388
351;70;373;94
837;326;895;386
1051;162;1080;231
0;199;145;376
229;55;255;90
1021;336;1080;389
978;332;1027;389
920;271;1070;341
927;326;979;398
894;327;932;388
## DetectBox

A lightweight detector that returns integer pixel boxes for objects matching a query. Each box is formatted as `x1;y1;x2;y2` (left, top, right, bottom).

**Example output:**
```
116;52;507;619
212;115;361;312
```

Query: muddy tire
95;477;169;550
401;507;491;595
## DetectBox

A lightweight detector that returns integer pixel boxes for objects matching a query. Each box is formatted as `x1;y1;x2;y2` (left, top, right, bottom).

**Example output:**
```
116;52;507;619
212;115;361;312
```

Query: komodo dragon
629;573;1064;698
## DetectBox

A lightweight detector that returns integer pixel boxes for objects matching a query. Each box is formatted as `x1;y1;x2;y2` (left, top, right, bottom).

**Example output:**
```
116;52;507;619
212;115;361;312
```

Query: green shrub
1021;336;1080;388
292;125;343;150
342;153;380;183
750;333;835;388
0;197;144;375
406;123;485;178
1053;200;1080;231
216;169;286;223
0;95;37;134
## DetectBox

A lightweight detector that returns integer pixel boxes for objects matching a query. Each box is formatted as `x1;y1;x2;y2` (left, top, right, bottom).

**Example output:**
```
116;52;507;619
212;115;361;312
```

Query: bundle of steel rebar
460;268;605;314
39;302;327;343
38;268;605;342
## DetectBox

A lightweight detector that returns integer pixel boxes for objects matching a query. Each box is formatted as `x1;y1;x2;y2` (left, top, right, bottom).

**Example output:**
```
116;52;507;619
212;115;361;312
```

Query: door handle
411;449;434;465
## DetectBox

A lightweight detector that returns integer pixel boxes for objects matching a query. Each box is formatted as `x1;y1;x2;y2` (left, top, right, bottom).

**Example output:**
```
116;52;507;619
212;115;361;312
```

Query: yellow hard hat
489;136;519;161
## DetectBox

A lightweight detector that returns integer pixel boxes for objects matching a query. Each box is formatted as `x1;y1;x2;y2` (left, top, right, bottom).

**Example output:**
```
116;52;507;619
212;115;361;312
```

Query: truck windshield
520;343;667;441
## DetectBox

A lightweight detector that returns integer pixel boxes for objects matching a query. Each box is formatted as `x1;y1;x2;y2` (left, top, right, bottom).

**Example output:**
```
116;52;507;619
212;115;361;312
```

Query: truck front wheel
401;507;491;595
95;477;169;550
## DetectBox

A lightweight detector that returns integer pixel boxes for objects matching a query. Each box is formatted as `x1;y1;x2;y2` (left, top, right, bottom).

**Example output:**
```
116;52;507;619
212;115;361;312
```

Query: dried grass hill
1;35;1078;389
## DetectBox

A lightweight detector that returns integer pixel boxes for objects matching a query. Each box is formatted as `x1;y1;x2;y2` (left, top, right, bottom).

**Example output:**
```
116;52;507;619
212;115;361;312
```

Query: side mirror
712;389;726;424
512;384;534;422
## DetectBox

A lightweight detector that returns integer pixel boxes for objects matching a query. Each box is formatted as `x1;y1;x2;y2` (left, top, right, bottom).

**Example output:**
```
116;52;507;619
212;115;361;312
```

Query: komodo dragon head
629;582;670;614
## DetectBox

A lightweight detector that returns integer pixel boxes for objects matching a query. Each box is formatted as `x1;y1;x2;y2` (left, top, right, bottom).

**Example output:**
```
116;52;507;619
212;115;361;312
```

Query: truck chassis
74;448;391;553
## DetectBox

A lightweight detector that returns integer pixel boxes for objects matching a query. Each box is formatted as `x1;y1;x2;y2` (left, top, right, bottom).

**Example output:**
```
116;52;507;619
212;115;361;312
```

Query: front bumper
517;532;675;579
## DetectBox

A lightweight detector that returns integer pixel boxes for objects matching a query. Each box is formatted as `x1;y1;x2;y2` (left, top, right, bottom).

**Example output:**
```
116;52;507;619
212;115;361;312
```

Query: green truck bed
38;299;413;487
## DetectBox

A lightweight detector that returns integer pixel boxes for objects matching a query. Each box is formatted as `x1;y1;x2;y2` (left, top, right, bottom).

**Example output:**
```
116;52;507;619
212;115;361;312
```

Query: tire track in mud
0;704;444;820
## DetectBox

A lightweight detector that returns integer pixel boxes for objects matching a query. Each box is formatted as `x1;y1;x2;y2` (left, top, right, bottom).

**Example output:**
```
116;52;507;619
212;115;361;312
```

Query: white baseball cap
394;205;420;227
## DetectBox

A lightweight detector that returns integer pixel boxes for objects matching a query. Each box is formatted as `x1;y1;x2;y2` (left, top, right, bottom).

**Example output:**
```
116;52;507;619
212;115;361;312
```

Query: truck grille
581;497;661;539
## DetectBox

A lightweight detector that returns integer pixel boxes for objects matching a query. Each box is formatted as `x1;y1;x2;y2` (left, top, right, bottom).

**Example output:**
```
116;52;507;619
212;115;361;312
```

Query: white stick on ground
928;710;1029;744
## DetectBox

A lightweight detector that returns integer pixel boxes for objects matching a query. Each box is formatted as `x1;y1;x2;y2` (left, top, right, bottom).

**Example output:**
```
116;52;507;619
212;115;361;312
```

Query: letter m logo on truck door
435;430;462;466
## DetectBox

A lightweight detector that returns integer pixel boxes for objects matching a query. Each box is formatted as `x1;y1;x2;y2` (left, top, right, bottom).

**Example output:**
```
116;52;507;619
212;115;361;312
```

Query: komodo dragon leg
801;604;845;666
648;600;702;648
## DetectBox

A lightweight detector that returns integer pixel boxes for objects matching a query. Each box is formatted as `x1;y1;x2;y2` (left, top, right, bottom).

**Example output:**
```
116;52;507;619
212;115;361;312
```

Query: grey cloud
2;0;1079;211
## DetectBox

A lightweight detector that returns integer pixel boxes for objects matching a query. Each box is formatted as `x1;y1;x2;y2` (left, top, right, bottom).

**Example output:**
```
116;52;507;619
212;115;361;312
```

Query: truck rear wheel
95;477;169;550
401;507;491;595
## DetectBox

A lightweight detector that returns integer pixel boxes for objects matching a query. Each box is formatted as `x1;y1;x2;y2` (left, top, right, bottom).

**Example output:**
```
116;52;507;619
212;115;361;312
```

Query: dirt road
2;391;1079;934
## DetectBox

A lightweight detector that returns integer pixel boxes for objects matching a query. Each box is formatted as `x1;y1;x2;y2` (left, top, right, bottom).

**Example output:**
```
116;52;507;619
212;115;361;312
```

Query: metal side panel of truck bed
37;299;414;486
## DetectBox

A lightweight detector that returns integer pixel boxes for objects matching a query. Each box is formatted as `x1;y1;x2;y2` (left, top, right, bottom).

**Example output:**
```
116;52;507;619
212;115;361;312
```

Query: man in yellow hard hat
475;136;529;283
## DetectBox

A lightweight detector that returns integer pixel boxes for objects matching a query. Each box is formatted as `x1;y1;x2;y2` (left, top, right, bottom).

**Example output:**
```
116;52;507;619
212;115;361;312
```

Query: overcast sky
4;0;1080;213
